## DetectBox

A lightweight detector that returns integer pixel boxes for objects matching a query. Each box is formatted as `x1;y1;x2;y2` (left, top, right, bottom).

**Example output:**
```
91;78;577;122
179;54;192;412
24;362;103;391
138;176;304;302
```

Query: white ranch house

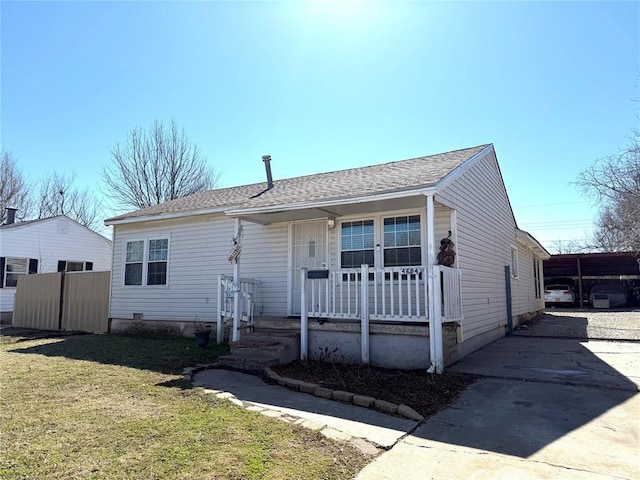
105;144;549;372
0;213;112;322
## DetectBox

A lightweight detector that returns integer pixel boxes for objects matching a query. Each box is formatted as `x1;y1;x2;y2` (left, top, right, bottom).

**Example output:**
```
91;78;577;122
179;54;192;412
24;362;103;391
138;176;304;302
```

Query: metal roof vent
262;155;273;190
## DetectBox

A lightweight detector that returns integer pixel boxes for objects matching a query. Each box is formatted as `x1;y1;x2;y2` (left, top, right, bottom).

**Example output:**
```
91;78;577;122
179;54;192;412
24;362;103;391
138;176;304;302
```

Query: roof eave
516;229;551;259
433;144;494;191
225;185;438;217
104;206;228;226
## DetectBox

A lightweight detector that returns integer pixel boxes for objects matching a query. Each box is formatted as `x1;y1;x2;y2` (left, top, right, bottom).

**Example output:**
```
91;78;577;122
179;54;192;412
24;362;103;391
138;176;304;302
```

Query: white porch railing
300;264;462;367
437;265;463;321
304;265;462;323
217;275;260;343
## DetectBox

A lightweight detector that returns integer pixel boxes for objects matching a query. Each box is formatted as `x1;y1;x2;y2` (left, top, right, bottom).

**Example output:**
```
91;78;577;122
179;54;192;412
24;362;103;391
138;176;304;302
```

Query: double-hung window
124;238;169;286
341;220;375;268
383;215;422;267
4;258;28;287
147;239;168;285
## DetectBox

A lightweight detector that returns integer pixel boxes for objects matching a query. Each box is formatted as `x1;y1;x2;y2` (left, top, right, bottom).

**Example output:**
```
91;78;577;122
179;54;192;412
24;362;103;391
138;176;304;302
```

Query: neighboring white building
0;213;112;321
105;144;549;371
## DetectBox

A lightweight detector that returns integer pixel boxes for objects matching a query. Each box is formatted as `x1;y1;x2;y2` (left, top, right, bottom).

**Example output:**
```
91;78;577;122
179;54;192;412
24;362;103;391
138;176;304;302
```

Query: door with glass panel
289;220;328;315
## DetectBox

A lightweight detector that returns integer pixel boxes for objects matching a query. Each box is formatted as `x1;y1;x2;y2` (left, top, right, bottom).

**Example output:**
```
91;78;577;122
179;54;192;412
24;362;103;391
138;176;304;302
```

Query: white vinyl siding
437;151;525;340
511;243;545;318
109;215;289;322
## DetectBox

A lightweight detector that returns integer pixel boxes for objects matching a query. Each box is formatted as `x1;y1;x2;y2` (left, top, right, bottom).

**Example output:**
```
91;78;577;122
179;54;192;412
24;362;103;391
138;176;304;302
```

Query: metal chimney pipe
262;155;273;190
5;207;17;225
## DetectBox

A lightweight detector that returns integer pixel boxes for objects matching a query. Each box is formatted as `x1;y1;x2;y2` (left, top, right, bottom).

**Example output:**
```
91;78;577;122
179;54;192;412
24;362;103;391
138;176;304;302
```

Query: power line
512;201;590;209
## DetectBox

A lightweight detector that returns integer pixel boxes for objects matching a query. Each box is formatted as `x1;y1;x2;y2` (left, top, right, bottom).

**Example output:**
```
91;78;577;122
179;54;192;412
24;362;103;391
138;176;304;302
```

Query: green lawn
0;329;368;479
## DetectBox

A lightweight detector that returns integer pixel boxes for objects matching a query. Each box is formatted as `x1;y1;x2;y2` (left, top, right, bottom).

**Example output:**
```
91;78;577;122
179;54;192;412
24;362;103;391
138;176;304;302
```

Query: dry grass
0;329;368;479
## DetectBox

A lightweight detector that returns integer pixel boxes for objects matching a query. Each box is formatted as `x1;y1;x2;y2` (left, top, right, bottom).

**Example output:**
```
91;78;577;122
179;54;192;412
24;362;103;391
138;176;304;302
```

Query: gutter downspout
426;193;444;373
505;266;513;336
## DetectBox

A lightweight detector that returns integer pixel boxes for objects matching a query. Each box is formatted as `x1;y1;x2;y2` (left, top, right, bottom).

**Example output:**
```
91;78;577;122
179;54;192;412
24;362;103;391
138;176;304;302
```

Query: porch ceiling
232;194;429;224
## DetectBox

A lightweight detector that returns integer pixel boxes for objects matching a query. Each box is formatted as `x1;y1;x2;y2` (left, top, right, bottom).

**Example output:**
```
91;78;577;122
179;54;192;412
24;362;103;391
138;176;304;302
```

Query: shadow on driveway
422;336;639;459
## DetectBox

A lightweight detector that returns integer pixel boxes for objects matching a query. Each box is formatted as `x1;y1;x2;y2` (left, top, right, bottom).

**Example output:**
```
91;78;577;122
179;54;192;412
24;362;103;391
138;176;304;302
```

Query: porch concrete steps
216;354;280;373
224;329;300;367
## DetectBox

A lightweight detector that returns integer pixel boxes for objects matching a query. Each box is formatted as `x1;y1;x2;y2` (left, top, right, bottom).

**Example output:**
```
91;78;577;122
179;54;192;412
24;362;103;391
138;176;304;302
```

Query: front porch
217;263;462;372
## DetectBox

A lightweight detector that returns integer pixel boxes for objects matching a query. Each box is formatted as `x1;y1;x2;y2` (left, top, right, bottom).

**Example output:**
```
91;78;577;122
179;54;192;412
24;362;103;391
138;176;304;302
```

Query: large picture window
341;220;374;268
383;215;422;267
339;214;424;269
124;238;169;286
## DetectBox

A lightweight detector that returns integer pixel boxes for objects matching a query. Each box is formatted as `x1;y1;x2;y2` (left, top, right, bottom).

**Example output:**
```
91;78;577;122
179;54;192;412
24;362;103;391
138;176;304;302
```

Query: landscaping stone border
264;367;425;422
181;364;425;423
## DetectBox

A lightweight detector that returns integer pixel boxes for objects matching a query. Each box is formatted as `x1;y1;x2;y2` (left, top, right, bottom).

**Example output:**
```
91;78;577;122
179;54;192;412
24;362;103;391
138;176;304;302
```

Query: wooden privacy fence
13;271;110;333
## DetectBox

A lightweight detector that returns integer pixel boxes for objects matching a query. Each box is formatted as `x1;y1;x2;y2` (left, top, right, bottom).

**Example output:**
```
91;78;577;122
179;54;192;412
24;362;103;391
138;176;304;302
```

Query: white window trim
63;260;88;272
123;236;170;287
4;257;29;288
337;208;427;269
510;245;519;279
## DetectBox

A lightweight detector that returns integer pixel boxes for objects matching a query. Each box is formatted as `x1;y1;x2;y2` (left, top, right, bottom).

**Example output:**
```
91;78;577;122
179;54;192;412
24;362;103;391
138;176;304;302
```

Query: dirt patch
274;361;476;417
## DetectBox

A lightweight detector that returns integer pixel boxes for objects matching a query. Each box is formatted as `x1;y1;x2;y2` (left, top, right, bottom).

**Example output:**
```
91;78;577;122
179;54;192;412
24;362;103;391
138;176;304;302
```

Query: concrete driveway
515;309;640;341
357;336;640;480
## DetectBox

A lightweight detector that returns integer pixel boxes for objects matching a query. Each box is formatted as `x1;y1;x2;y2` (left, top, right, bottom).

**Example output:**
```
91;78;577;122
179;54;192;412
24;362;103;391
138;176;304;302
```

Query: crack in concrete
390;440;632;479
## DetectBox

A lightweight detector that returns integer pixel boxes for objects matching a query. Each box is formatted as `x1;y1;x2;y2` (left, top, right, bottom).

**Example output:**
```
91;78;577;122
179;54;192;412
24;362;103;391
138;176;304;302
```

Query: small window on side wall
58;260;95;272
510;246;519;279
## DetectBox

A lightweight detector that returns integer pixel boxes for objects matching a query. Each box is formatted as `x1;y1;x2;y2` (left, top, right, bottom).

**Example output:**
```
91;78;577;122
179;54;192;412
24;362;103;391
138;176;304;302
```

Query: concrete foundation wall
307;324;459;370
308;330;431;370
446;324;506;365
110;318;218;337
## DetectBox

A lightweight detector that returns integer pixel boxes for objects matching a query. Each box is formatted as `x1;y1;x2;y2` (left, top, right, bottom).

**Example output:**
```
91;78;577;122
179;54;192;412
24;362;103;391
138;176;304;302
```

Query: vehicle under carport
543;252;640;308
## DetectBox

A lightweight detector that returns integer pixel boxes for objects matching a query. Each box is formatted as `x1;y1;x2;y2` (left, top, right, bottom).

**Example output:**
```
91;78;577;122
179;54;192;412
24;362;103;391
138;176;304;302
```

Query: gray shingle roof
105;144;489;223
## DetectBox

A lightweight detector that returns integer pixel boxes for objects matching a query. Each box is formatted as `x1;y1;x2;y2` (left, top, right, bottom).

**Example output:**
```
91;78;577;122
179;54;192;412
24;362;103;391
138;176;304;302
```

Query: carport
544;252;640;307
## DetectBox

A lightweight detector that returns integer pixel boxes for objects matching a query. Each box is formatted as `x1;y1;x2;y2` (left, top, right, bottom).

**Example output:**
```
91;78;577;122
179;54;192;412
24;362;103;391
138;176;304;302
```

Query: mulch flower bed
274;361;476;418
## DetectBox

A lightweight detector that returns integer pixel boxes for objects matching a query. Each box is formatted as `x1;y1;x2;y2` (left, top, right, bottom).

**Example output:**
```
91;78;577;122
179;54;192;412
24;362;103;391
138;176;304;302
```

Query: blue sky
2;1;638;250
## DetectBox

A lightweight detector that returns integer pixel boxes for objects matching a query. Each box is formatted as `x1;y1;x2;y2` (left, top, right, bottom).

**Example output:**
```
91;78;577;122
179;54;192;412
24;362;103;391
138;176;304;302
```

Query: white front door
289;219;328;315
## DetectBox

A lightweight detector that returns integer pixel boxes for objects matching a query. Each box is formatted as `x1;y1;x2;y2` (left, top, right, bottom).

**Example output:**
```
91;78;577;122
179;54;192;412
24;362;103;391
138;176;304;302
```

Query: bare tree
103;119;219;210
548;239;583;255
575;129;640;252
35;172;103;231
0;152;32;222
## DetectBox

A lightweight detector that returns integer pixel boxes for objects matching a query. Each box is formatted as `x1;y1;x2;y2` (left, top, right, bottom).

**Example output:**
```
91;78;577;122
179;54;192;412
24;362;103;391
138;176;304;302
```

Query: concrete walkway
193;368;417;453
194;336;640;479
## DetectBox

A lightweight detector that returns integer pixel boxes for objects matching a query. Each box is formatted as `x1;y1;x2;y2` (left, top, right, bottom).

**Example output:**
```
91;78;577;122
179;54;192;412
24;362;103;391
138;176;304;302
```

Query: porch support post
360;264;370;364
426;193;444;373
217;274;224;344
300;268;308;361
232;217;242;343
